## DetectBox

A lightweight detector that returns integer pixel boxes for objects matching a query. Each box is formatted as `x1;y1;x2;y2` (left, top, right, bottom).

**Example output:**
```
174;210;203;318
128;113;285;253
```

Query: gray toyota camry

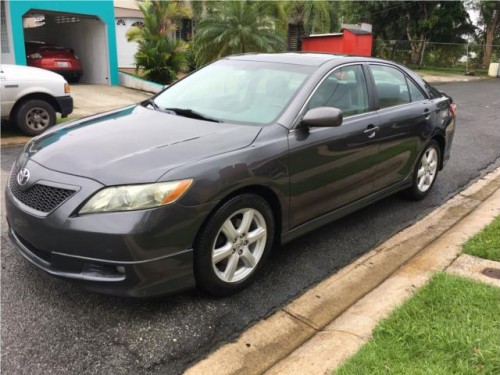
6;53;456;297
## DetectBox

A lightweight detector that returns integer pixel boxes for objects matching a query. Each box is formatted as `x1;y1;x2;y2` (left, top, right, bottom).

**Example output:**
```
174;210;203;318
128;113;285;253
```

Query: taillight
450;103;456;118
64;83;70;93
29;53;42;59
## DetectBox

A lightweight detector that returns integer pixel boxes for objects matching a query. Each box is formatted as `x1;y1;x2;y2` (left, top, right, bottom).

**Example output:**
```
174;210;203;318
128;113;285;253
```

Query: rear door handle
364;125;380;138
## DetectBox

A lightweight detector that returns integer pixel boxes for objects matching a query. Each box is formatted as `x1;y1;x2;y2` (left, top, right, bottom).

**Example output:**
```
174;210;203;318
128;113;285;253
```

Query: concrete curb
185;167;500;375
267;184;500;374
119;72;164;94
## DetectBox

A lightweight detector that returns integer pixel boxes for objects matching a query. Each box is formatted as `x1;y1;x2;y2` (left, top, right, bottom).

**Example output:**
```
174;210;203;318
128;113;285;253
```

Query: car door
288;64;381;228
368;64;434;192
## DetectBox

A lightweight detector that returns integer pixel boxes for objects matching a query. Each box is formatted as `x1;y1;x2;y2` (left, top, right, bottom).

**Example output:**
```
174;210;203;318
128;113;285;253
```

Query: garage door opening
22;9;110;84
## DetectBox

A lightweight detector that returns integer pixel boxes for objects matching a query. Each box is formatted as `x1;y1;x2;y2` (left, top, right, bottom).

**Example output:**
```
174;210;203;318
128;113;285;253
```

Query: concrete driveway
71;84;151;118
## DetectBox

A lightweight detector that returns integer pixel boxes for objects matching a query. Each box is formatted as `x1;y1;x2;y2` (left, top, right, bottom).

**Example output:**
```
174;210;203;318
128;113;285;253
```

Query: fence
374;40;500;72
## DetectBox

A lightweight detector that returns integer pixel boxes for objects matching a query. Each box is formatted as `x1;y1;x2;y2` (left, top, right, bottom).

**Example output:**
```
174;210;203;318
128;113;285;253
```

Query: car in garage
5;53;456;298
0;64;73;135
26;41;83;83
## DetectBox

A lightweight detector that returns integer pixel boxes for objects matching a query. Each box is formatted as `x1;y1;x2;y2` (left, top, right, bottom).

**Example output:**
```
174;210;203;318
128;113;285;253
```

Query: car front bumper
55;95;73;118
5;161;213;298
8;226;195;297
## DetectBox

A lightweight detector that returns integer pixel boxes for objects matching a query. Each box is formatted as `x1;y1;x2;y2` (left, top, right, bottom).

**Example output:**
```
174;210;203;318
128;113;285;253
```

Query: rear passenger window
307;65;369;117
370;65;410;108
407;78;426;102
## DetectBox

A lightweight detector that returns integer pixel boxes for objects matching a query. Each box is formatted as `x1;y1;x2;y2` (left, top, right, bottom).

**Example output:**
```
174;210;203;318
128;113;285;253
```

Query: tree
286;1;331;36
192;1;286;67
339;1;473;66
126;0;191;84
475;1;500;67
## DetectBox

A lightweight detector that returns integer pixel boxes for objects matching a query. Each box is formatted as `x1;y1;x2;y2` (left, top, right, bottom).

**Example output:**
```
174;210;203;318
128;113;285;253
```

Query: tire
404;140;441;200
14;99;56;136
194;194;275;296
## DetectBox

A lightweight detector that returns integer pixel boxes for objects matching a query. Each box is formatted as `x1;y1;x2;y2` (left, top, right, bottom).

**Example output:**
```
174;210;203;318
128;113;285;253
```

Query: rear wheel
194;194;274;296
404;140;440;200
14;99;56;136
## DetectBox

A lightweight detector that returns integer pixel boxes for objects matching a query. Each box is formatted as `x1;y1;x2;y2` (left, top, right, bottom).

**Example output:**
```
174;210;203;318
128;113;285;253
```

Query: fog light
81;263;125;280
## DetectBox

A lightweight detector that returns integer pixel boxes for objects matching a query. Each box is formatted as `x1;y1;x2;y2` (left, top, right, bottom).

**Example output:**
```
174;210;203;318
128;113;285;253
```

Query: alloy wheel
416;147;438;193
212;208;267;283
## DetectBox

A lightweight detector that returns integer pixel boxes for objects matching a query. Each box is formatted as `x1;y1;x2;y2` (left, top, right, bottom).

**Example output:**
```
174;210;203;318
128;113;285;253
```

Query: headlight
29;53;42;59
79;179;193;214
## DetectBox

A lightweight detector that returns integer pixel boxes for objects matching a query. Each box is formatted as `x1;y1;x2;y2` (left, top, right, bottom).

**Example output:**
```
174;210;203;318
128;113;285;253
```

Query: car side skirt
281;178;412;244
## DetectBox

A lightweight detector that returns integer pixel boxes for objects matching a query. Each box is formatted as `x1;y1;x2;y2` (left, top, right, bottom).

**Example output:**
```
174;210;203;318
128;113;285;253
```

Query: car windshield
152;59;314;125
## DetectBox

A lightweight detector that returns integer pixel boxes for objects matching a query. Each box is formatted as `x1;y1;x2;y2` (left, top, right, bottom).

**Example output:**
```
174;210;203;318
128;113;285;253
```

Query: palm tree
192;1;286;67
286;1;331;36
126;0;191;84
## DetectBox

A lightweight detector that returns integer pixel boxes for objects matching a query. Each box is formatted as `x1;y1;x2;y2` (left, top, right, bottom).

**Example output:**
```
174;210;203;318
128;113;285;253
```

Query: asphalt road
1;79;499;375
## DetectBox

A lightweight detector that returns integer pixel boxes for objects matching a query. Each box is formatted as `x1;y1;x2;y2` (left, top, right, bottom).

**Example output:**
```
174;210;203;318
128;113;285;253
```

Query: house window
1;1;9;53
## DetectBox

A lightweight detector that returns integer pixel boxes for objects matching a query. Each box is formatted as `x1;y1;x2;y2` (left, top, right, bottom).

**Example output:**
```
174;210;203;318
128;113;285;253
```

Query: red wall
301;30;372;56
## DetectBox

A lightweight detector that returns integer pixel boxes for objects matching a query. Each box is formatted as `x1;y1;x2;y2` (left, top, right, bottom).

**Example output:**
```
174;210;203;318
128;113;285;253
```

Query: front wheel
14;99;56;136
194;194;275;296
404;140;441;200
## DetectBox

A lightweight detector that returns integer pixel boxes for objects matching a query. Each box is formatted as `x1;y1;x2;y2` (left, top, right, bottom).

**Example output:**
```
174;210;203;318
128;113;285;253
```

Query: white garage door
115;18;142;69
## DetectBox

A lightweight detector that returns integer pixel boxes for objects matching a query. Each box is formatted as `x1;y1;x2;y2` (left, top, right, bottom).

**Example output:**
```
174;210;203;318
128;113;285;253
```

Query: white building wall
1;1;16;64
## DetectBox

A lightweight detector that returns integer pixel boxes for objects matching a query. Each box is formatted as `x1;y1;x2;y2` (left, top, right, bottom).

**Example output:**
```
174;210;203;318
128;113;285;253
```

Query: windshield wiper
164;108;222;123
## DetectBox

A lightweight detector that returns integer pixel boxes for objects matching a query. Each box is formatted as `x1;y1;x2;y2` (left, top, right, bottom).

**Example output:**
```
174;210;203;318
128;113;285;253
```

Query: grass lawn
410;66;489;77
463;216;500;262
334;273;500;375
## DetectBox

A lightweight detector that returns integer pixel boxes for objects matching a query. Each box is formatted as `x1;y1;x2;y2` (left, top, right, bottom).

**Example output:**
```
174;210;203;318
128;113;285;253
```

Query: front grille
9;167;76;213
14;230;52;264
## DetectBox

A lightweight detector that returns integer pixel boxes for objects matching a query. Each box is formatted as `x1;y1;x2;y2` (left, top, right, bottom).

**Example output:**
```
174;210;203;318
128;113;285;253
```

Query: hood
28;105;262;185
1;64;66;82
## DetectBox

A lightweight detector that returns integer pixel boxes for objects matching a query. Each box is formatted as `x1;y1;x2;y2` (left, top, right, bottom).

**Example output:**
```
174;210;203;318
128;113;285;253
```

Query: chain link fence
374;39;500;73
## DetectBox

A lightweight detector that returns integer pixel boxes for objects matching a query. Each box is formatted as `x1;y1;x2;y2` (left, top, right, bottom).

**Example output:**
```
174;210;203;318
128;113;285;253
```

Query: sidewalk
185;167;500;375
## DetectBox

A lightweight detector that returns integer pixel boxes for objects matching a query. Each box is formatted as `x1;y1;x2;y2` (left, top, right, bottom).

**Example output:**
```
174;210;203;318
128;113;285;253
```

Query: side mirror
300;107;343;128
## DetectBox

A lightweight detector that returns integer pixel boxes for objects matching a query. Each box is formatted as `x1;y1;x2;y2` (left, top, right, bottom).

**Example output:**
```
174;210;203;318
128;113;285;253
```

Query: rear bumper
52;70;83;77
55;95;73;117
442;115;456;168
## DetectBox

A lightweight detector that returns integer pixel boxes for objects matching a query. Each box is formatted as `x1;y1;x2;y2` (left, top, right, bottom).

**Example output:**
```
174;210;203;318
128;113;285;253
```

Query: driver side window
307;65;369;117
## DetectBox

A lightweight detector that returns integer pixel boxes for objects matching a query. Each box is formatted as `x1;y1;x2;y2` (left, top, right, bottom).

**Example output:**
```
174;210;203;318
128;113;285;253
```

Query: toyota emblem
17;168;30;186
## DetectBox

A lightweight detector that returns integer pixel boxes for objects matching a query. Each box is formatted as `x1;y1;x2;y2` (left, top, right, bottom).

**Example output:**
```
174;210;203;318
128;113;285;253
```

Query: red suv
26;41;83;83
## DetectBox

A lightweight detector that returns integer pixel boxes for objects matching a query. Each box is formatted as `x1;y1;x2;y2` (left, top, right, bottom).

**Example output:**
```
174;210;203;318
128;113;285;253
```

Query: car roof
227;53;391;67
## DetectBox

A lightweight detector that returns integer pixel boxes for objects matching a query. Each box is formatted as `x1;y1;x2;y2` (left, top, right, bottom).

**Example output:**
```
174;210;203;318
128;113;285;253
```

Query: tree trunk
409;35;426;66
482;9;499;68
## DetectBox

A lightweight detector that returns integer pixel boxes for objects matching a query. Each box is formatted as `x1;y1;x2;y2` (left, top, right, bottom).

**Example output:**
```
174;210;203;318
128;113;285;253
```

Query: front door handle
364;125;380;138
423;109;431;119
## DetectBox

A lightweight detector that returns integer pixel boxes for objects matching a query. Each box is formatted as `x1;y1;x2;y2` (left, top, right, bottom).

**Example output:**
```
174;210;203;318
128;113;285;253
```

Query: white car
1;64;73;136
